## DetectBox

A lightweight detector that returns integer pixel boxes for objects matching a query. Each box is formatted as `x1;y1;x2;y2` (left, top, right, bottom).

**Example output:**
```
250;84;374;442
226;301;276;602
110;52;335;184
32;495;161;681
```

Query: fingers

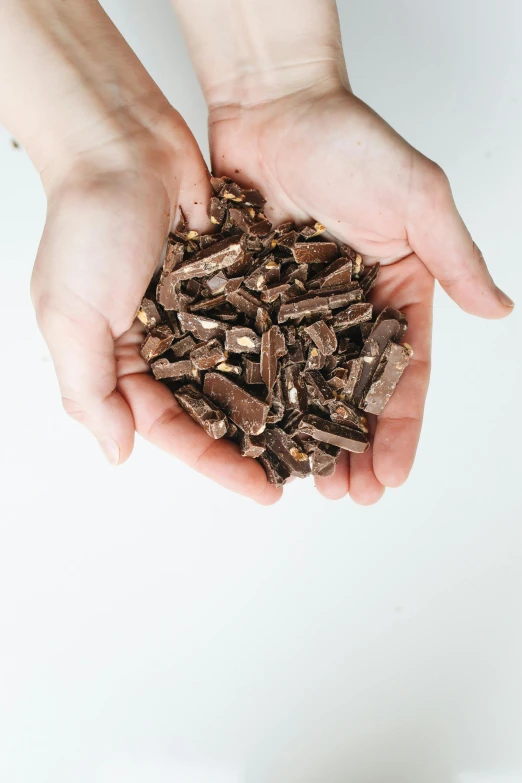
349;442;386;506
408;161;514;318
369;257;434;488
314;450;350;500
118;372;282;505
34;293;135;464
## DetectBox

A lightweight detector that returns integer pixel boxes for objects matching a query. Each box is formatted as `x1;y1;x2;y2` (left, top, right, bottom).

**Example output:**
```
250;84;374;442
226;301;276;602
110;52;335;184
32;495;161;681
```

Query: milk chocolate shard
309;442;341;476
203;372;270;435
151;358;194;380
277;295;331;323
189;339;227;370
174;384;228;439
260;326;285;390
298;414;369;453
303;321;337;355
351;318;402;404
257;451;291;487
225;327;261;354
178;312;230;340
264;427;311;477
361;342;411;414
165;235;244;282
332;302;373;331
283;365;308;412
292;242;339;265
137;297;162;330
140;326;174;362
239;432;266;458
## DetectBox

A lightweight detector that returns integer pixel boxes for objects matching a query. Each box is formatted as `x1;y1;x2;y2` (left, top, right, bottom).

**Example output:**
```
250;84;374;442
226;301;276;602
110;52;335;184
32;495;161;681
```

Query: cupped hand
31;115;281;505
208;83;514;503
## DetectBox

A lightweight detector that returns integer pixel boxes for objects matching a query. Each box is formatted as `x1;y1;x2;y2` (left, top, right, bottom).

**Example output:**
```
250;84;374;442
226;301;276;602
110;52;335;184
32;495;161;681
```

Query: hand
208;82;515;503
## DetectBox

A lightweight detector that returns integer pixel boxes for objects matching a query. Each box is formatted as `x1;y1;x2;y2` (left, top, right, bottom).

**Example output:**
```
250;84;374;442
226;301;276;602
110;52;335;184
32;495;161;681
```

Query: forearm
0;0;174;178
171;0;349;109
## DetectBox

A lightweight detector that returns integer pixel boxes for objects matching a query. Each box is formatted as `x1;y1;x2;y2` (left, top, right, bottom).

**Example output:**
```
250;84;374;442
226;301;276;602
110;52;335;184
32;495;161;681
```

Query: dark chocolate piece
152;358;195;380
254;307;273;334
264;428;311;477
174;384;228;439
226;288;264;318
303;370;335;405
283;365;308;412
178;312;229;341
360;262;380;294
332;302;373;331
209;196;226;226
309;442;341;476
239;432;266;458
244;256;280;291
303;321;337;355
308;257;353;290
327;399;368;432
140;326;174;362
257;451;291;486
167;236;244;282
278;296;331;323
225;327;261;354
203;372;269;435
190;339;227;370
243;358;263;384
360;342;411;414
298;414;369;453
305;345;326;371
292;242;338;265
171;334;198;359
260;326;282;390
137;298;162;331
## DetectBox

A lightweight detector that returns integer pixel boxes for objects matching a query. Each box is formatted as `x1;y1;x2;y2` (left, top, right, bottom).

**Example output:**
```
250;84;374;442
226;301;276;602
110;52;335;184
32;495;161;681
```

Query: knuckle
62;396;86;424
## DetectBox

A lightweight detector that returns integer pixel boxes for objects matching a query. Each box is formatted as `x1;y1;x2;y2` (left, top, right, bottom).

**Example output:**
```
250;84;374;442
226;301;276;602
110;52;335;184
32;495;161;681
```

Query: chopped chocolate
190;339;227;370
332;302;373;331
239;432;266;458
178;312;229;341
303;321;337;355
309;442;341;476
264;427;311;477
138;178;410;489
137;298;162;331
361;342;411;414
152;357;194;380
298;415;369;453
203;372;269;435
292;242;339;265
140;326;174;362
174;384;228;439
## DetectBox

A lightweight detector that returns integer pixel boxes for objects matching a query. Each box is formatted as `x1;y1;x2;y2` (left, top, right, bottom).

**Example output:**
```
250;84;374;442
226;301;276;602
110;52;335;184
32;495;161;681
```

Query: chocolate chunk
283;365;308;412
360;262;380;293
209;196;226;226
167;236;244;282
243;358;263;384
309;442;341;476
351;319;401;404
328;399;368;432
244;256;280;291
298;414;369;453
266;377;285;424
299;222;327;239
163;240;184;273
170;334;198;359
157;276;193;311
215;361;242;376
305;345;325;371
174;384;228;439
137;297;162;331
261;283;291;303
264;428;311;477
278;296;331;323
189;294;227;312
203;372;269;435
308;257;353;290
242;188;266;208
257;451;291;486
303;321;337;355
190;339;227;370
332;302;373;331
185;279;202;298
284;340;306;365
239;432;266;458
372;306;408;339
140;326;174;362
292;242;339;265
178;312;229;341
151;357;194;380
225;327;261;354
226;288;264;318
260;326;283;390
205;271;228;295
325;287;363;310
343;358;365;399
254;307;273;334
303;370;335;405
361;342;411;414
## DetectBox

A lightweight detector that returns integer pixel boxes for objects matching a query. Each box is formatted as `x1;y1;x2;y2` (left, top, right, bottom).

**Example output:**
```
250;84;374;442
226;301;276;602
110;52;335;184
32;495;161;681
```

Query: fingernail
98;438;120;466
496;287;515;308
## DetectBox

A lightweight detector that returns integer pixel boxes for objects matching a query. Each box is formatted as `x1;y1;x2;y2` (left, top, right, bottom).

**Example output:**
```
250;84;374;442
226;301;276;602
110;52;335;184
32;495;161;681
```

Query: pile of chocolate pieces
137;177;412;487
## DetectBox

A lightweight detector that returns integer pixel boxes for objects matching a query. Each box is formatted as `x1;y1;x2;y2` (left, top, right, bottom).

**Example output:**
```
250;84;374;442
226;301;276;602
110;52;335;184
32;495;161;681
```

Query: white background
0;1;521;781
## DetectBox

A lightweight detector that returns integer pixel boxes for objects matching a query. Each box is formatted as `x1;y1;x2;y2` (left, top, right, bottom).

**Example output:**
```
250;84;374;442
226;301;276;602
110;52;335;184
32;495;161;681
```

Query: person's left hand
208;82;514;503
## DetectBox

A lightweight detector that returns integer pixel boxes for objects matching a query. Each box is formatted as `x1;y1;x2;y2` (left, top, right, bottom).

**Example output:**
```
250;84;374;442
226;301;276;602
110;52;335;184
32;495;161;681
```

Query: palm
209;90;436;502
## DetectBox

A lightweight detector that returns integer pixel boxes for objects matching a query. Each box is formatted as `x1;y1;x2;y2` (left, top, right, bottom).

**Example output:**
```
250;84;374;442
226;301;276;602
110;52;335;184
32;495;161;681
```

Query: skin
0;0;514;505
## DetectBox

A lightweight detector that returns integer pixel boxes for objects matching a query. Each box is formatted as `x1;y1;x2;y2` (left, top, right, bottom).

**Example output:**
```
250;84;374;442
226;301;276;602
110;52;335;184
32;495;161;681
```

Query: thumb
408;162;514;318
